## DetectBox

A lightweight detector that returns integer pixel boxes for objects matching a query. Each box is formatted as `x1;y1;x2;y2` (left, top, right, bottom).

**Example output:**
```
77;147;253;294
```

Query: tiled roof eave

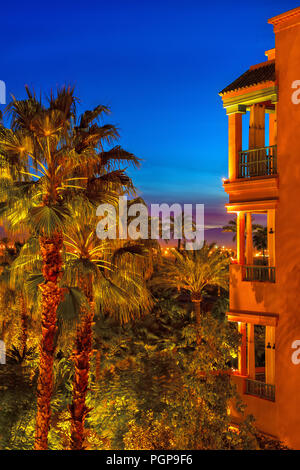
219;79;276;97
219;62;276;96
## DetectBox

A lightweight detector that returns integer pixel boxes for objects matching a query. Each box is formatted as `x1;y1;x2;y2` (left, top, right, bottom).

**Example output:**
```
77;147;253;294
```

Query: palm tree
222;218;262;245
222;220;237;241
62;214;153;449
0;86;139;449
152;243;229;334
253;225;267;260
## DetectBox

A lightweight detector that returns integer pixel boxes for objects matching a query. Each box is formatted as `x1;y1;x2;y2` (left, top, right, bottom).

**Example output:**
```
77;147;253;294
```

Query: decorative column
236;212;245;265
265;326;275;385
228;112;243;180
249;104;266;176
247;323;255;379
238;322;247;376
246;212;253;265
269;106;277;146
249;104;266;149
267;209;276;267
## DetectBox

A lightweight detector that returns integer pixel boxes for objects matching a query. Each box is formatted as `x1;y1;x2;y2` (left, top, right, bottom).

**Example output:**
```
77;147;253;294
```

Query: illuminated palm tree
62;214;153;449
152;243;229;334
0;86;139;449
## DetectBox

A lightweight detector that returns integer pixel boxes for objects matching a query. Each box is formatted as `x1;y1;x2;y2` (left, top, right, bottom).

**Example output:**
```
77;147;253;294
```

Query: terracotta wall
229;264;278;313
230;375;277;438
226;9;300;449
272;13;300;449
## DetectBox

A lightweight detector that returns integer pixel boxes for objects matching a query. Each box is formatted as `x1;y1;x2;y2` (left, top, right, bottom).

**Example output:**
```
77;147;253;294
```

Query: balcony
242;265;275;283
239;145;277;179
229;264;278;313
245;378;275;402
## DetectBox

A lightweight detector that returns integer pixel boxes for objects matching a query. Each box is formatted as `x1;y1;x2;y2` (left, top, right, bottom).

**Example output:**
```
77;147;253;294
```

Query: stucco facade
220;7;300;449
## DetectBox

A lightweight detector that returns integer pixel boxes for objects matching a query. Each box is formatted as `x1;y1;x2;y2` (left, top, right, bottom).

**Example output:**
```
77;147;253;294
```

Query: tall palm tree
0;86;139;449
152;243;229;333
62;214;153;449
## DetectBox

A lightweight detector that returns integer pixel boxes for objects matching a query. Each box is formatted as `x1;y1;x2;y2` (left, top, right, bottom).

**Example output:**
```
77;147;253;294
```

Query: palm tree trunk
70;279;94;450
20;292;28;355
34;232;63;450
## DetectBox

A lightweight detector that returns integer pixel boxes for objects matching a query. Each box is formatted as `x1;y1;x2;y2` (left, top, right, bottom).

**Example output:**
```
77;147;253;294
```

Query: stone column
228;113;243;180
237;212;245;265
269;106;277;146
247;323;256;379
238;322;247;376
265;326;275;385
267;209;276;267
246;212;253;265
249;104;266;149
249;104;266;176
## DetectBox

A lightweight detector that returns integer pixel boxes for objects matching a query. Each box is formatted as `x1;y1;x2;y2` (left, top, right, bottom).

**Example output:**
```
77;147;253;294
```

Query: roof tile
219;61;275;95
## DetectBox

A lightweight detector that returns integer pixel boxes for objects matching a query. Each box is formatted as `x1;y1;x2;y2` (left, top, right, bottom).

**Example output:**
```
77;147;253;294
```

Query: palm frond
57;286;90;329
98;146;141;169
25;273;44;304
29;203;71;236
151;242;229;300
48;85;77;121
78;104;111;129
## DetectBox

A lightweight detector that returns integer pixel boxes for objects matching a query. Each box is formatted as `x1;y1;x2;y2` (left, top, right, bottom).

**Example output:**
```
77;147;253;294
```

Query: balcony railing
242;265;275;283
245;378;275;402
255;372;266;382
239;145;277;178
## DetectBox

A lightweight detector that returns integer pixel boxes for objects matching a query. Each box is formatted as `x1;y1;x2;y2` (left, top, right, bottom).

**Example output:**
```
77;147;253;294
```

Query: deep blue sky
1;0;298;244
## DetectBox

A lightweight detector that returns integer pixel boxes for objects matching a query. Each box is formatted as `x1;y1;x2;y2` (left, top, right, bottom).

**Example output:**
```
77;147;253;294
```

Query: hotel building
220;6;300;449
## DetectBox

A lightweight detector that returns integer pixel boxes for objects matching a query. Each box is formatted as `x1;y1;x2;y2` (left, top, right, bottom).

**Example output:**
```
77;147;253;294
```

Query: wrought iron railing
245;378;275;401
242;265;275;283
239;145;277;178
